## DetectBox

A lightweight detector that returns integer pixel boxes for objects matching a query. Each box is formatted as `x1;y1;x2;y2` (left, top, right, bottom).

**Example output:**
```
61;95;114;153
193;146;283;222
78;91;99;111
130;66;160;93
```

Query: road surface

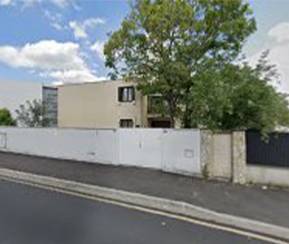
0;179;267;244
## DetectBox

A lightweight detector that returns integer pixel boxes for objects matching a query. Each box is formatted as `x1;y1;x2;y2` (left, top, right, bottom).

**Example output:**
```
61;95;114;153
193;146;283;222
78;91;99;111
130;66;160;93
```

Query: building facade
58;80;171;128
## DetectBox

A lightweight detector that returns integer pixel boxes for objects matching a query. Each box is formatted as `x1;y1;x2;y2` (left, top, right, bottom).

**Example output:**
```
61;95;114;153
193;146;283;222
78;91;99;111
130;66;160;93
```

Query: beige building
58;80;171;128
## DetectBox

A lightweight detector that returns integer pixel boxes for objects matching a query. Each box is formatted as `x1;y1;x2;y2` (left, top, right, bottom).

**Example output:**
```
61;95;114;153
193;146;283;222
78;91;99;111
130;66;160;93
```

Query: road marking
0;177;287;244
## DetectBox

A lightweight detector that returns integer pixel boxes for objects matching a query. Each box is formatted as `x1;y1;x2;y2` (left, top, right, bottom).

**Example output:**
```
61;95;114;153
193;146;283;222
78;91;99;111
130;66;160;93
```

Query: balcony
147;95;165;115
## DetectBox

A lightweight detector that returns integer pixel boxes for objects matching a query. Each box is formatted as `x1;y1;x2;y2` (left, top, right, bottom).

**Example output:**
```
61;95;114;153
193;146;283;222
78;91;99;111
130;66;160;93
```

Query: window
120;119;134;128
118;86;135;102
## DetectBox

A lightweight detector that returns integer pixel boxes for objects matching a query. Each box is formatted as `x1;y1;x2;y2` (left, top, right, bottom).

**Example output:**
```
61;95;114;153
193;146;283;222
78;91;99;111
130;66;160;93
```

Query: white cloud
0;0;11;6
50;69;98;83
0;0;72;8
20;0;41;7
262;44;289;93
49;0;70;8
91;41;105;60
0;40;84;69
51;71;106;85
248;22;289;93
69;18;105;40
51;22;63;31
44;10;64;30
268;22;289;43
69;21;87;39
0;40;100;84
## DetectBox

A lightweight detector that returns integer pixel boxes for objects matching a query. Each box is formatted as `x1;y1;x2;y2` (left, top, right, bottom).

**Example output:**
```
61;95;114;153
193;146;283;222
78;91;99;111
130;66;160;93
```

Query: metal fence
246;130;289;168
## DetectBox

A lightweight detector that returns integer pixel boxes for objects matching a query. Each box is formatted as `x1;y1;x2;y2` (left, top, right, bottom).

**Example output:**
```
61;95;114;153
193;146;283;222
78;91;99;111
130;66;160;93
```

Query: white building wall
0;127;201;176
118;129;163;169
246;165;289;187
162;129;201;175
94;129;118;165
0;128;104;162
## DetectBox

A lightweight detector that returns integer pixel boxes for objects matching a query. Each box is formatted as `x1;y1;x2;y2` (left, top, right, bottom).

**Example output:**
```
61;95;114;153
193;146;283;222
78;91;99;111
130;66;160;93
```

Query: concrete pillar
200;130;214;178
232;131;247;184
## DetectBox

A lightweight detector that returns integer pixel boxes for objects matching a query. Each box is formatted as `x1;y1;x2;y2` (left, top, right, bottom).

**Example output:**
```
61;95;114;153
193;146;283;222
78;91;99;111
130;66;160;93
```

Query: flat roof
57;79;127;88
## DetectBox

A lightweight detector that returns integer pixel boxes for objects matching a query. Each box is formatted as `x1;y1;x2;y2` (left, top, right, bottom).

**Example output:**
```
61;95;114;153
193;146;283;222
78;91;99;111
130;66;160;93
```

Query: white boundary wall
246;165;289;187
0;127;201;176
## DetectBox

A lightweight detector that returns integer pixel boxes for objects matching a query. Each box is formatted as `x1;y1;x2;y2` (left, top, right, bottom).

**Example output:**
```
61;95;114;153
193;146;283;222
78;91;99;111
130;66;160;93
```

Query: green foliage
104;0;256;127
0;108;15;126
15;100;50;127
186;52;289;134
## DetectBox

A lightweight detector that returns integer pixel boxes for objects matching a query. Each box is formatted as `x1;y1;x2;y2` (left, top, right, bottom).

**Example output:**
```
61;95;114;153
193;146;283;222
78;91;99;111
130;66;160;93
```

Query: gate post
232;131;247;184
200;130;214;178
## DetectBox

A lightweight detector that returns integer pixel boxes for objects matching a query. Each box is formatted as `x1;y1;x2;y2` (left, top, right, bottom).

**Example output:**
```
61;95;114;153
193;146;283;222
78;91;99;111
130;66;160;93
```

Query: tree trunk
169;114;175;128
182;105;192;128
167;99;176;128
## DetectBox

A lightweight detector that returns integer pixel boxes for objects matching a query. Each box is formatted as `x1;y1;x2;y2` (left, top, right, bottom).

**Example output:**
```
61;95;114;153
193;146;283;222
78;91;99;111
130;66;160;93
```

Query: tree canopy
187;53;289;134
104;0;289;133
0;108;15;126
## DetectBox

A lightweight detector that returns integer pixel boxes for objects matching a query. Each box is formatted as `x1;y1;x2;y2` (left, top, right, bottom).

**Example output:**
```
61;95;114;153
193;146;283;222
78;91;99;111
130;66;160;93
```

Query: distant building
0;80;58;127
58;80;172;128
42;86;58;127
0;79;42;117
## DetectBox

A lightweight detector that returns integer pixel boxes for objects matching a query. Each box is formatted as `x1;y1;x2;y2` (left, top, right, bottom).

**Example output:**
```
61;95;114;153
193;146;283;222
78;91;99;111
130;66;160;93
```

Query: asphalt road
0;179;267;244
1;152;288;229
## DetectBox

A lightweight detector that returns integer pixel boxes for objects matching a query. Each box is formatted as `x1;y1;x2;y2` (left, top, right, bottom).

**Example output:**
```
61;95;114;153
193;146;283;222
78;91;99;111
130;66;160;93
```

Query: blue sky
0;0;289;92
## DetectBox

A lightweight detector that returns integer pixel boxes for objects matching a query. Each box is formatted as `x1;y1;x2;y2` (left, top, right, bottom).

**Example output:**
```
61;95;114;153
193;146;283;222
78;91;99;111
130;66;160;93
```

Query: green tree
0;108;15;126
186;52;289;134
104;0;256;127
15;100;50;127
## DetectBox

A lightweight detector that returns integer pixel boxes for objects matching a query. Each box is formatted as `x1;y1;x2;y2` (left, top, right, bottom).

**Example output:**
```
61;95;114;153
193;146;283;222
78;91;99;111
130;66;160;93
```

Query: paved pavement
0;179;267;244
0;152;288;229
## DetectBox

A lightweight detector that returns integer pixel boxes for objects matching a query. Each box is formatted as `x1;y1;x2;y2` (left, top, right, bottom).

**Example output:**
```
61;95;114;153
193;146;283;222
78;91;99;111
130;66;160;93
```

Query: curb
0;168;288;242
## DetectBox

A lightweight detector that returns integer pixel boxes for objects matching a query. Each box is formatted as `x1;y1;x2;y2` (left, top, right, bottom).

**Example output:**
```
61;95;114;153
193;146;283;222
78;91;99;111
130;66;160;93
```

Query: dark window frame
119;119;134;128
118;86;135;102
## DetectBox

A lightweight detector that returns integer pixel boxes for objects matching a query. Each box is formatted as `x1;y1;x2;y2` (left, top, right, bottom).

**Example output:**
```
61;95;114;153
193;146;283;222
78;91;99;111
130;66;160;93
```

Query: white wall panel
0;127;201;176
94;129;118;164
1;128;96;161
118;129;163;169
0;132;6;149
162;130;201;175
0;127;116;163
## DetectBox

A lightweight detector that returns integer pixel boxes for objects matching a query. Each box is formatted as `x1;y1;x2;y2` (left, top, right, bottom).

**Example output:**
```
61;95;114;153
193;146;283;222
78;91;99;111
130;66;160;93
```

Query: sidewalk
0;151;288;229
